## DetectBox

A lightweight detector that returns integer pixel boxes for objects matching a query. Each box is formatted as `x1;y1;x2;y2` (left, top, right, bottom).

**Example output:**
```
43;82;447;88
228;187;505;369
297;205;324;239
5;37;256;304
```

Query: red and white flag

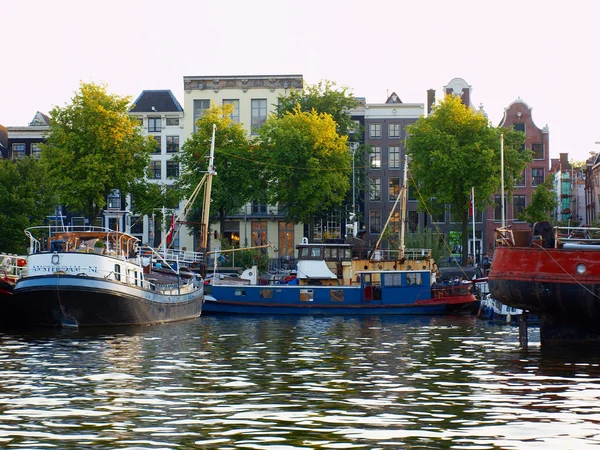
166;214;175;245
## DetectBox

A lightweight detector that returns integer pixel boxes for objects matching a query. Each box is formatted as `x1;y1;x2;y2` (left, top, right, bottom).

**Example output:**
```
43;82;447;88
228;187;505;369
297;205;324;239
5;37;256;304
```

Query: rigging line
213;148;396;172
533;242;600;300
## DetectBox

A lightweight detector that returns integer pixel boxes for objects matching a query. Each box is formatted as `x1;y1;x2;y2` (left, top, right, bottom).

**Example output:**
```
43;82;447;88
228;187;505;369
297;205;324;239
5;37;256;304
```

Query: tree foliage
0;158;56;253
176;104;259;235
518;173;558;224
406;95;530;263
275;80;359;136
40;82;155;222
257;107;351;228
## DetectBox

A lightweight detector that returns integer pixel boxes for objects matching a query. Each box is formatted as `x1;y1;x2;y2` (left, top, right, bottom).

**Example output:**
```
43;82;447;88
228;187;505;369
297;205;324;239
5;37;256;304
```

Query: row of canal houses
0;75;591;265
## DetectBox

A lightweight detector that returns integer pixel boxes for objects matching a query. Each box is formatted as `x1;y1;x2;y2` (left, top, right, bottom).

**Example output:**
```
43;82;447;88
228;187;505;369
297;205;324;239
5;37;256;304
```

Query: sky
2;0;598;161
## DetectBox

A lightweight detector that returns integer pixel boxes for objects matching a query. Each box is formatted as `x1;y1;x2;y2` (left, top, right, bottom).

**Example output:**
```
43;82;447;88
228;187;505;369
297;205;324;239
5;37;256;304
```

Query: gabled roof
385;92;403;104
29;111;50;126
130;90;183;113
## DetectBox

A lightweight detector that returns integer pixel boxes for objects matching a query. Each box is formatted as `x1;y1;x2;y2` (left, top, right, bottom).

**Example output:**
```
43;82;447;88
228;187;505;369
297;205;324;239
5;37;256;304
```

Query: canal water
0;315;598;449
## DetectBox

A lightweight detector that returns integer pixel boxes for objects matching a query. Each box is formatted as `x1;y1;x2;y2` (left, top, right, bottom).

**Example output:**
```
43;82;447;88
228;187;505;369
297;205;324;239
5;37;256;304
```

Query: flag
469;188;474;218
166;214;175;245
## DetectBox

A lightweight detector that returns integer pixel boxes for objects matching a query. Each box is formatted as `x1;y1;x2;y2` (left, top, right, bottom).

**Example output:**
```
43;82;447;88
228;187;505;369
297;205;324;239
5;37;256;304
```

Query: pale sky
2;0;598;161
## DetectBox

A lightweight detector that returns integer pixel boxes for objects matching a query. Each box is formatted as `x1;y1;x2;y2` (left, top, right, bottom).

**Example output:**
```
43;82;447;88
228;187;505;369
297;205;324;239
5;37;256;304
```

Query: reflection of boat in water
12;227;204;329
478;294;539;325
0;254;25;298
488;221;600;344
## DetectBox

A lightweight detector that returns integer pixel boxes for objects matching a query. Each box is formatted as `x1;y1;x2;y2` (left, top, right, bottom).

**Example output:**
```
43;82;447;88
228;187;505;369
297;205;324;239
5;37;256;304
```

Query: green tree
40;82;155;223
406;95;529;264
275;80;359;136
176;103;258;240
518;173;558;224
0;158;56;253
257;107;351;236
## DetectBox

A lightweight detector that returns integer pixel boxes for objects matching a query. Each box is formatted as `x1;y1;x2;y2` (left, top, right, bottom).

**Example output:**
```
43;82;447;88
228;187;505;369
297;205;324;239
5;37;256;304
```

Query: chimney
427;89;435;114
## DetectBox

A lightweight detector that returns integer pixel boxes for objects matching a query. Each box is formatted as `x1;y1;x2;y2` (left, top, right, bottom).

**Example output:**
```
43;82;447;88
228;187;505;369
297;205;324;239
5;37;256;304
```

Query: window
390;210;400;233
513;123;526;150
279;222;294;258
389;177;400;200
369;210;382;234
369;123;381;138
430;198;445;223
31;143;42;159
385;272;402;286
369;178;381;201
152;135;161;153
148;117;161;132
12;143;25;159
193;99;211;132
251;201;267;214
389;146;400;169
513;195;526;221
407;179;417;201
251;99;267;133
108;190;121;209
513;123;526;133
515;170;526;187
167;160;179;178
532;168;544;186
251;221;267;247
370;146;381;169
494;195;506;222
408;210;418;232
166;136;179;153
532;143;544;160
149;161;161;179
130;216;143;235
166;117;179;126
223;99;240;123
389;123;401;138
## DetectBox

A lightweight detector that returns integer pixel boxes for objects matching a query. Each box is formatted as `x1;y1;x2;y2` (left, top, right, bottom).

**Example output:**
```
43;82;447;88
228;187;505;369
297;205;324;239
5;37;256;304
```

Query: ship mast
200;124;217;263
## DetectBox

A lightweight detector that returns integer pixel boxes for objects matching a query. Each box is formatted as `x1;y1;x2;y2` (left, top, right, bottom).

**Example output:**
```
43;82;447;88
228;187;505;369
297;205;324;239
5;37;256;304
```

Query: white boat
11;227;204;328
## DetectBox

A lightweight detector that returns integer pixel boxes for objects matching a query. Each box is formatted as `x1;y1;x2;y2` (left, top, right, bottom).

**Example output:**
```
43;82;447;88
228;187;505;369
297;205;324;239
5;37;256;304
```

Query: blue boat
204;240;477;316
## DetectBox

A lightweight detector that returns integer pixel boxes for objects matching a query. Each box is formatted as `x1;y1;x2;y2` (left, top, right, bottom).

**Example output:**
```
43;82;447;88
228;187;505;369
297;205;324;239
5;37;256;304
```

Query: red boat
488;221;600;346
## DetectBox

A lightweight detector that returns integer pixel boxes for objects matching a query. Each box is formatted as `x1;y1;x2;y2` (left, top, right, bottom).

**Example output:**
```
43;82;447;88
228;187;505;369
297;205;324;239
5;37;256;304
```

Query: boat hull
12;275;203;328
488;246;600;324
204;284;476;316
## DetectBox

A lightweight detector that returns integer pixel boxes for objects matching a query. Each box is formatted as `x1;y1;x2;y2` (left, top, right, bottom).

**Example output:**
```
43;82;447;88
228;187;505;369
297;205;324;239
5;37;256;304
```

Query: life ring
17;258;26;267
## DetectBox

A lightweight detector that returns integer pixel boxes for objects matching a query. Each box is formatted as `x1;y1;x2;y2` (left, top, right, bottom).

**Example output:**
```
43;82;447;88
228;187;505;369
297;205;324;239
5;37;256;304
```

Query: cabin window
234;289;246;296
134;271;139;286
300;289;314;302
310;247;321;258
114;264;121;281
300;248;309;258
406;273;422;286
260;289;274;299
330;290;344;302
385;273;402;286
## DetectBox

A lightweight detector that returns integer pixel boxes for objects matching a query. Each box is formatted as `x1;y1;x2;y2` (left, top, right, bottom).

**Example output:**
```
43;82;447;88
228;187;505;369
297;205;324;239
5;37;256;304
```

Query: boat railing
555;226;600;244
370;248;432;261
155;248;205;265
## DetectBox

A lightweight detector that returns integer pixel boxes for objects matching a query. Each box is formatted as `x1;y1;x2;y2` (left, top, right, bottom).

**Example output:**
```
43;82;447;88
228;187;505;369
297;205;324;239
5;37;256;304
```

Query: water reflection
0;315;597;448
